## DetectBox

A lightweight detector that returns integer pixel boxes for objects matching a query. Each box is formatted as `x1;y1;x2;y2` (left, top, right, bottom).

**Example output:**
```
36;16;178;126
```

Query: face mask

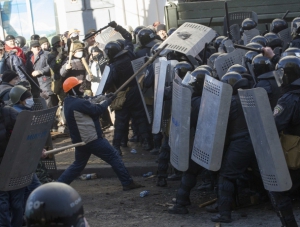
74;51;83;58
25;98;34;108
64;45;68;52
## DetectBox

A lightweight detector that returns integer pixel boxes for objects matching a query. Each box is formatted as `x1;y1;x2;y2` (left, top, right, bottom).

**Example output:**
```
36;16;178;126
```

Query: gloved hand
106;92;117;101
108;21;117;29
91;95;106;104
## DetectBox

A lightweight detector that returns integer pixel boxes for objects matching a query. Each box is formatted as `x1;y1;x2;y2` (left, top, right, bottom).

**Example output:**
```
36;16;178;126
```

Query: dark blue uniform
268;84;300;227
255;73;282;110
216;94;258;219
103;25;151;150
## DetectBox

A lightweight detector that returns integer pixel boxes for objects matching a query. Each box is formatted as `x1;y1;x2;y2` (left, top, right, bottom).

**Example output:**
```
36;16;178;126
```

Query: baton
203;43;208;65
17;66;43;92
224;2;232;40
45;142;86;155
82;25;110;41
282;10;290;20
208;17;213;27
233;44;263;53
113;44;168;95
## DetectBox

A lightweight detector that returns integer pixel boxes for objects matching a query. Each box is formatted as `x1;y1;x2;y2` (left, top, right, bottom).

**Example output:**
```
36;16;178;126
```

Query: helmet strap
72;88;77;96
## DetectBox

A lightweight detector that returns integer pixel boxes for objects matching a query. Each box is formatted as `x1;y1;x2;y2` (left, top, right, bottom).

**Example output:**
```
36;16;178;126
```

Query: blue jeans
24;173;41;211
0;187;26;227
57;138;133;186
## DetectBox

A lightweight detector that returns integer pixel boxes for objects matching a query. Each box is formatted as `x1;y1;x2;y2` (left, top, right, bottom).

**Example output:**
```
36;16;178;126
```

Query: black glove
106;92;117;101
108;21;117;29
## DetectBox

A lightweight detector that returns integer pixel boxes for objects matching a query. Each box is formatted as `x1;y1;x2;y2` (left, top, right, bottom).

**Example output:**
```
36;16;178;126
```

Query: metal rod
113;44;168;95
83;25;110;41
203;43;208;64
282;10;290;19
234;44;263;53
45;142;86;155
17;66;42;92
208;17;213;27
224;1;232;40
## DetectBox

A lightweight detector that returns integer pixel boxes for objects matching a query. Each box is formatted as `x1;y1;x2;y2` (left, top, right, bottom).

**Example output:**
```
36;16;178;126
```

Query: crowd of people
0;12;300;227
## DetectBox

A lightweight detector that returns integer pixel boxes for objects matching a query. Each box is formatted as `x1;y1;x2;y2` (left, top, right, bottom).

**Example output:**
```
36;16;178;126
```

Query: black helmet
104;41;122;61
246;42;263;49
252;54;274;77
291;17;300;37
270;18;288;34
276;56;300;86
138;28;158;47
166;51;188;62
174;61;194;79
213;36;226;51
25;182;85;227
281;47;300;58
133;25;146;44
208;52;221;68
219;37;232;53
244;51;259;66
167;27;177;37
227;64;248;75
197;65;213;76
264;32;284;49
150;43;160;56
250;35;269;47
241;18;257;31
221;72;249;94
15;36;26;48
30;34;40;41
116;39;125;49
184;68;212;96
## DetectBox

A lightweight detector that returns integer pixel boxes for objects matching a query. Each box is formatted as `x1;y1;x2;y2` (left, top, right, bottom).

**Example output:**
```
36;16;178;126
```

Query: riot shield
238;88;292;191
0;107;58;191
131;57;151;124
95;27;124;50
32;97;56;172
278;27;292;50
158;22;217;57
242;29;260;45
215;48;247;79
96;65;110;95
191;75;232;171
152;59;169;134
229;24;241;43
169;79;192;171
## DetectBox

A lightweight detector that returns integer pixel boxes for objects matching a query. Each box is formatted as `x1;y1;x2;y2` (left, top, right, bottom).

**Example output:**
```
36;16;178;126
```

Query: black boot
142;138;153;151
211;214;232;223
150;147;160;155
168;204;189;214
156;177;167;187
129;134;139;142
205;202;218;213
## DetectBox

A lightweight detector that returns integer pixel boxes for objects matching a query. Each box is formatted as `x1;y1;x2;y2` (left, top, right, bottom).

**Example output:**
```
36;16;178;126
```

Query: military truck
164;0;300;34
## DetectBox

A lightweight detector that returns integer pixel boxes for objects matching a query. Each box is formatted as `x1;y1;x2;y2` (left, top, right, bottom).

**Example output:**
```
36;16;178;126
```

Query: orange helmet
63;77;82;93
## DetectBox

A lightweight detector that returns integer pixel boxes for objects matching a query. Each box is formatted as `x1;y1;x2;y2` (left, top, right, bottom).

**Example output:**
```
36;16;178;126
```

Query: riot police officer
211;72;256;223
102;21;153;155
269;56;300;227
168;67;211;214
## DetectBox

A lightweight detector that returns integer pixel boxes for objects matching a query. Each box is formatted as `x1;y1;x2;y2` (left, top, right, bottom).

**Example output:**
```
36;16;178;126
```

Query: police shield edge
169;79;192;171
238;88;292;192
0;107;58;191
192;75;232;171
158;22;217;57
96;65;110;95
152;59;169;134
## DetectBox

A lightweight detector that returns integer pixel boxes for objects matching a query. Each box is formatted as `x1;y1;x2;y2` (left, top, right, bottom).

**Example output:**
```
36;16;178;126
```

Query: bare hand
40;91;49;100
41;149;47;159
66;63;72;70
32;71;40;77
262;47;275;59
